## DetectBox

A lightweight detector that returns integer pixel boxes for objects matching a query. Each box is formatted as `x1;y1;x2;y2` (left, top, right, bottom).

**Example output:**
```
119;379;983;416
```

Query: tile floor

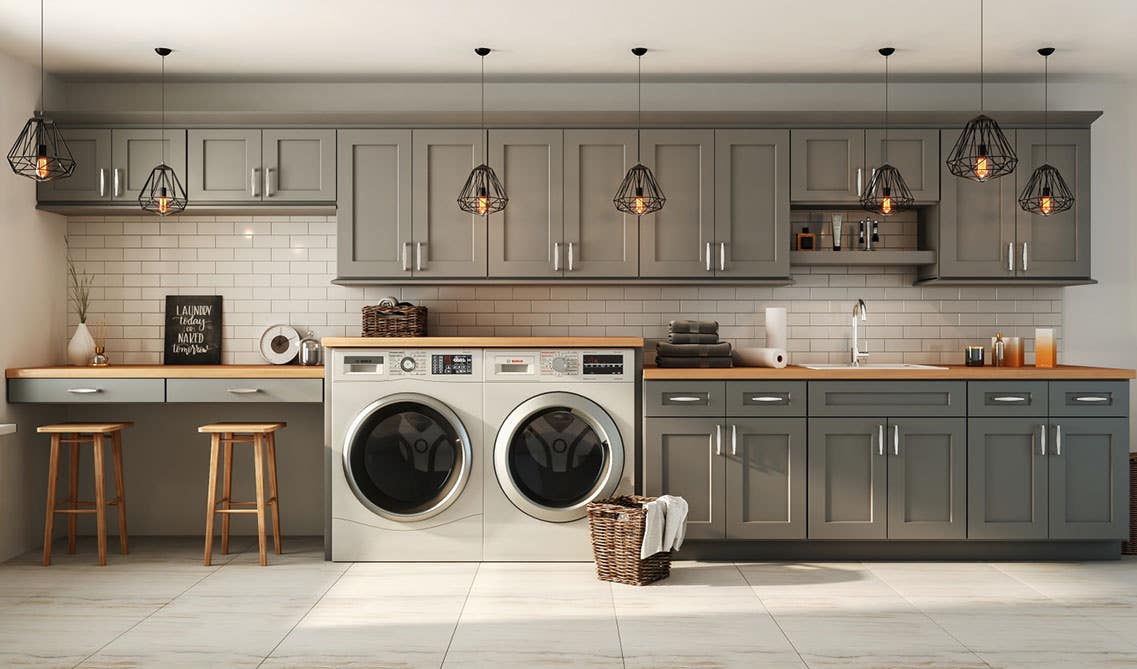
3;537;1137;668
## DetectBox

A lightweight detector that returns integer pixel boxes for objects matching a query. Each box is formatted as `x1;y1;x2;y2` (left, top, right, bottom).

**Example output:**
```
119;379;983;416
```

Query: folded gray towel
667;333;720;344
655;356;734;369
668;320;719;335
656;342;733;358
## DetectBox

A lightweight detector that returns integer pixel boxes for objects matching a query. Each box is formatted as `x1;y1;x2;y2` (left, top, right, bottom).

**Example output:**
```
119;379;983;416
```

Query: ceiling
0;0;1134;81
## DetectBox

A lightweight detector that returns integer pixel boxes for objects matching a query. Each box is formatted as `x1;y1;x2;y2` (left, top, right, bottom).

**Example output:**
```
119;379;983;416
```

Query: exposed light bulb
633;196;647;215
881;195;892;215
974;155;990;181
158;196;169;214
1040;195;1053;215
36;155;49;180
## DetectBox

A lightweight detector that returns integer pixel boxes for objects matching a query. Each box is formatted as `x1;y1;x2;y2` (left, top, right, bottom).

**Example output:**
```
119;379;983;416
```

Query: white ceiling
0;0;1134;80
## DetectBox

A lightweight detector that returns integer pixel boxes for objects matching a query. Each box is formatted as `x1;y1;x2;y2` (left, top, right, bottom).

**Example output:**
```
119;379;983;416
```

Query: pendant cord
161;53;167;166
636;53;642;163
480;53;486;165
978;0;984;112
40;0;45;113
883;53;889;163
1043;53;1048;163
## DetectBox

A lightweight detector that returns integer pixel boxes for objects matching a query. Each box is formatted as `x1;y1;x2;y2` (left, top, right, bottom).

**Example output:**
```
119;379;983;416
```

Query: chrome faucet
851;299;869;367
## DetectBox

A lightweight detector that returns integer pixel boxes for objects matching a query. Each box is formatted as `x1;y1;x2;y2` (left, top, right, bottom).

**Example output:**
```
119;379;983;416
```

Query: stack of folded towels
655;320;733;368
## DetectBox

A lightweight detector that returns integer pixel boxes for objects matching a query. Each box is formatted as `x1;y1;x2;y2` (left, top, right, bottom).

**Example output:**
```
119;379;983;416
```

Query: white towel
640;498;665;559
640;495;689;559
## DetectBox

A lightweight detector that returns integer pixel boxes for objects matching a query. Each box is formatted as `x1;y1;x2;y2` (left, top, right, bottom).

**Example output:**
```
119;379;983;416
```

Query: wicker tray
1124;453;1137;556
587;495;671;586
362;302;428;337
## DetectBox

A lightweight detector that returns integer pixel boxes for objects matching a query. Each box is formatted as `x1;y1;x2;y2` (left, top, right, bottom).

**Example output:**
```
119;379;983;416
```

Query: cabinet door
714;130;790;278
865;129;940;202
263;129;336;202
111;129;187;202
807;417;888;539
487;130;563;278
790;129;865;202
967;417;1048;539
412;130;487;278
1049;418;1129;540
935;128;1018;278
187;129;262;202
638;130;715;278
1015;129;1091;278
725;418;806;540
887;418;967;540
336;130;412;279
643;417;725;540
563;130;639;277
37;128;112;202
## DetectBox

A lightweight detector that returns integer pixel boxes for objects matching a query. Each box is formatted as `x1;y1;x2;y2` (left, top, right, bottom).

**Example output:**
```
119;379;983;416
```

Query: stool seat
38;422;133;434
198;422;285;434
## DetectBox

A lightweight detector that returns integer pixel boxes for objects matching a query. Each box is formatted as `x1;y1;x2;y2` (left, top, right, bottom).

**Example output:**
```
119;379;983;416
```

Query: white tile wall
65;215;1062;365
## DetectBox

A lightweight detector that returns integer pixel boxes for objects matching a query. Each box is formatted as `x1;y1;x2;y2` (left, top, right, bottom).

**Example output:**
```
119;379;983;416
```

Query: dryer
328;348;483;561
483;349;636;561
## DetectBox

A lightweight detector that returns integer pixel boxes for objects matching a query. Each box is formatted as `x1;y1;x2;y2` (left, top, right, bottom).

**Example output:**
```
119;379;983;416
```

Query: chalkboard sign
164;295;223;365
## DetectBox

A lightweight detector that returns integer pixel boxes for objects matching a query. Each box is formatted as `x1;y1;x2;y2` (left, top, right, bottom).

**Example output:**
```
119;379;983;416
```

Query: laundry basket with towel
587;495;688;586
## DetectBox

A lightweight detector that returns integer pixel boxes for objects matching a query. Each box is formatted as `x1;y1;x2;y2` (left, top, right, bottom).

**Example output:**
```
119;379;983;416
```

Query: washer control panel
432;353;473;375
541;351;581;377
486;349;631;382
583;353;626;376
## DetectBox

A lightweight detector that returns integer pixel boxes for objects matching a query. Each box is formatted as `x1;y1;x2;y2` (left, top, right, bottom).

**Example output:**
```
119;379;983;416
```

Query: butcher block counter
322;336;644;348
6;365;323;379
643;364;1136;380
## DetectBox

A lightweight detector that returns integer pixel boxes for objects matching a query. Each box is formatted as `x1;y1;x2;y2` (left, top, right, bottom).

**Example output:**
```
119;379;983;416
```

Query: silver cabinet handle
856;167;863;195
251;168;261;197
731;424;738;456
415;242;424;271
752;396;785;403
98;168;107;197
66;388;101;394
668;396;703;403
878;424;885;456
719;241;726;272
1008;241;1016;272
567;242;575;272
553;242;561;272
226;388;261;394
715;424;722;456
705;242;713;272
1022;242;1029;272
113;168;122;197
264;167;275;197
893;424;900;456
993;396;1027;402
1054;424;1062;456
1039;424;1047;455
402;242;412;272
1074;396;1110;403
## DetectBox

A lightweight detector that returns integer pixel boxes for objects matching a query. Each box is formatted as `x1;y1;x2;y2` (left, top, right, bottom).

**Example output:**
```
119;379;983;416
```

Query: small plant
66;240;93;324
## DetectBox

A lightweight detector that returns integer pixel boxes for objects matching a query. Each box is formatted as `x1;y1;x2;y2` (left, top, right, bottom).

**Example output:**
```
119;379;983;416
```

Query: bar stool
38;422;132;566
199;422;285;566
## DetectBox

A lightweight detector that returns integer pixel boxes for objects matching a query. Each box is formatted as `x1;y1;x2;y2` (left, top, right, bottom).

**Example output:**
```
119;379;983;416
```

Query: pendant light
6;0;75;182
860;47;914;216
457;47;508;216
1018;48;1073;216
945;0;1017;182
613;47;665;216
138;47;187;216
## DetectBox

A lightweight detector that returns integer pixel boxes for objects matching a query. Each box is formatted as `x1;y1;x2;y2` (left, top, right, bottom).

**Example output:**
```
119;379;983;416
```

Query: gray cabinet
726;417;807;539
968;417;1049;540
262;129;336;201
488;130;564;278
714;130;790;278
638;130;715;278
412;129;487;278
563;130;639;277
887;418;967;540
336;129;412;279
189;129;335;203
37;129;113;202
1015;129;1091;278
1048;417;1129;540
808;418;888;539
187;129;262;202
643;417;725;540
111;129;187;202
865;129;940;203
790;129;865;202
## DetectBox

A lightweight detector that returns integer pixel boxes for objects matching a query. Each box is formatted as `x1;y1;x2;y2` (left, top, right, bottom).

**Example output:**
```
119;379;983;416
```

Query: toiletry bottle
993;332;1005;367
871;220;880;246
857;221;866;249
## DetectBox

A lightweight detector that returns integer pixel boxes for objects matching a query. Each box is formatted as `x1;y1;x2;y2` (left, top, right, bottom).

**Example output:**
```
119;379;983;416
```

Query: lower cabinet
643;417;725;540
967;418;1049;539
1048;417;1129;540
808;418;887;539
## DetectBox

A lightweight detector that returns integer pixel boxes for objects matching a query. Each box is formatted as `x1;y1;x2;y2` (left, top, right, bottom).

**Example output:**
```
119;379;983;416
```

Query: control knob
551;357;569;373
399;356;417;372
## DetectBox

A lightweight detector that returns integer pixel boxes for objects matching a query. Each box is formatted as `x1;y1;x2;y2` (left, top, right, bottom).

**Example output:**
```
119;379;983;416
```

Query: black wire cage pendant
861;164;914;216
457;47;508;216
138;163;188;216
946;114;1017;182
7;112;75;181
614;47;665;216
1018;48;1073;217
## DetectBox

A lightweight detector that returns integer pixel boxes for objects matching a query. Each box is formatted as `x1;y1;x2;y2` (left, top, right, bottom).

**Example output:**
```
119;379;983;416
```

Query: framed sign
164;295;223;365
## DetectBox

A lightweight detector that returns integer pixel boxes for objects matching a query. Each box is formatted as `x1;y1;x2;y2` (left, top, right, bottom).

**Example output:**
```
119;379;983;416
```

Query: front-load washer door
494;392;624;522
343;392;472;522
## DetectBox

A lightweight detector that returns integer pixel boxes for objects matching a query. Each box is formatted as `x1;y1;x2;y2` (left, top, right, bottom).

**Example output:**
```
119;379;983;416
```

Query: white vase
68;323;97;366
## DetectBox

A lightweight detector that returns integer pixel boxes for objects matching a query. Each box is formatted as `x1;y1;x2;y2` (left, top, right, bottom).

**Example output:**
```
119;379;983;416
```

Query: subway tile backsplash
65;216;1062;365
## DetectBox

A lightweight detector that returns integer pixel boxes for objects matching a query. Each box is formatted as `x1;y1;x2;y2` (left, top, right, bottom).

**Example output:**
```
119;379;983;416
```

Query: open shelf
790;250;937;267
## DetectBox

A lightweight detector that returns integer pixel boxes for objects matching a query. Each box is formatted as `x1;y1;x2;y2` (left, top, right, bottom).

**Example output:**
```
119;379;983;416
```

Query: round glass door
494;392;623;522
343;393;471;521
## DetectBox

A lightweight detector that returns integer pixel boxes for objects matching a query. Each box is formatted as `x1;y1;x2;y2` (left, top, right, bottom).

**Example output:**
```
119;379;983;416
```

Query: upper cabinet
1015;129;1091;279
188;128;335;203
865;129;940;203
36;129;112;202
638;130;716;278
487;129;564;278
715;129;790;278
39;128;186;203
790;129;865;203
337;129;412;279
563;130;639;278
411;129;487;279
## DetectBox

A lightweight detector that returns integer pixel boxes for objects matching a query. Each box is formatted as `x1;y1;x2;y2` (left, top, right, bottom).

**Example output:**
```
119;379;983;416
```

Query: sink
800;363;949;370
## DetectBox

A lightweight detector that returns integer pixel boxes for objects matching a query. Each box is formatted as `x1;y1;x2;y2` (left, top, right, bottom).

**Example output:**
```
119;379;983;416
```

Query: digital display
432;354;473;375
583;353;624;375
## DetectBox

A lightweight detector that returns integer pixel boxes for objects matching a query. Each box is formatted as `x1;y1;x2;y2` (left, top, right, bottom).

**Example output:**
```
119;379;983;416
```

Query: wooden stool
38;422;132;566
199;422;285;566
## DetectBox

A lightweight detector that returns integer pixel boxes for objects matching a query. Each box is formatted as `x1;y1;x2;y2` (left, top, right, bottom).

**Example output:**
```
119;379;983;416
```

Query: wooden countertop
643;364;1136;380
322;336;644;349
6;365;324;379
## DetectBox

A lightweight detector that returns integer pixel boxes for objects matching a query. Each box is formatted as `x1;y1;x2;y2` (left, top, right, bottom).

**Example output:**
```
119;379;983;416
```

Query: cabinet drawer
808;381;965;417
1049;381;1129;417
166;378;323;403
644;381;725;417
7;378;164;403
968;381;1048;417
725;381;806;417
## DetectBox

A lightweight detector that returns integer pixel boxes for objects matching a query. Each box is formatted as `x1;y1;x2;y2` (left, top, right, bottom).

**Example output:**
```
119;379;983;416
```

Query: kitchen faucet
851;299;869;367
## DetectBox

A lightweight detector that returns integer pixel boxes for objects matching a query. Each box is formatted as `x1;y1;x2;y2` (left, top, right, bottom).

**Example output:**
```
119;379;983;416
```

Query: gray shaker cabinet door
263;129;336;202
412;129;488;278
1015;129;1091;279
336;130;412;279
638;130;716;278
715;129;790;278
1048;417;1129;540
643;417;725;540
807;417;888;540
790;129;865;203
187;129;262;202
487;129;564;278
865;129;940;203
725;417;806;540
967;417;1048;540
887;418;967;540
563;129;639;277
37;128;112;202
935;127;1018;278
110;128;187;202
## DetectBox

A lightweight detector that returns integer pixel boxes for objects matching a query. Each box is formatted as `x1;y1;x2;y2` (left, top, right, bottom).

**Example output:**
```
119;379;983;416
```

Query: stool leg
253;434;267;566
112;430;129;555
203;433;220;567
92;434;107;566
266;432;281;555
43;434;61;566
67;436;80;554
220;435;233;555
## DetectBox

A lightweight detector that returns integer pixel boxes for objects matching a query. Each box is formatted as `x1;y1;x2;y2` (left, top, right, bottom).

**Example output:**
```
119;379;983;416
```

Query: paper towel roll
765;307;787;351
733;347;788;369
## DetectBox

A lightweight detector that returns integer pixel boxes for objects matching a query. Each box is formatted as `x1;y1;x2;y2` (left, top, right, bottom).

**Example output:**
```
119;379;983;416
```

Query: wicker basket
587;495;671;586
1124;453;1137;556
362;302;428;337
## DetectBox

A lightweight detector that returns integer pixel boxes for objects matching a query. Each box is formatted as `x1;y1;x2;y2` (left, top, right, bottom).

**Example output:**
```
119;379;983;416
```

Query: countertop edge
5;365;325;379
642;365;1137;380
321;337;645;348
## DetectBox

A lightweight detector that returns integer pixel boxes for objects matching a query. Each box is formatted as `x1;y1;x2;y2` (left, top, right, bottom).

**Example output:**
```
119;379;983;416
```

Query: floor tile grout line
438;562;480;668
255;559;354;668
606;580;627;669
733;562;810;668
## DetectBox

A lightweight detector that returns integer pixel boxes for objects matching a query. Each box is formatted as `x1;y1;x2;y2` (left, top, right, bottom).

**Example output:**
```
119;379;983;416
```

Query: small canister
298;332;322;366
965;345;985;367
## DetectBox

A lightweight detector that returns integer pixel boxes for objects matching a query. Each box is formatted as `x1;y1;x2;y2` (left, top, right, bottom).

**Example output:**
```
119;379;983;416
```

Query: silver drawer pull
993;396;1027;402
667;396;704;402
1074;396;1109;403
752;396;786;403
66;388;101;394
226;388;262;394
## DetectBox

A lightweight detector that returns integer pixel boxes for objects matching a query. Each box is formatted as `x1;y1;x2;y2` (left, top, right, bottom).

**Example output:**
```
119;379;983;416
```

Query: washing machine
483;349;636;561
328;348;483;561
